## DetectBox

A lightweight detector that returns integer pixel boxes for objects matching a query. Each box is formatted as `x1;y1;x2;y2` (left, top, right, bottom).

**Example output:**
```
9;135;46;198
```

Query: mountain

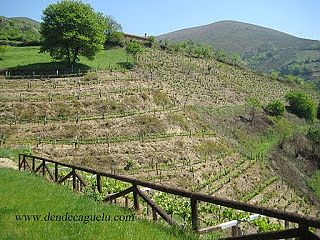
158;20;320;81
0;16;41;45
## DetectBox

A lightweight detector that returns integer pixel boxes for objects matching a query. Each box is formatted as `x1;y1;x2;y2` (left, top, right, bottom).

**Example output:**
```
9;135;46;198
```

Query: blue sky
1;0;320;40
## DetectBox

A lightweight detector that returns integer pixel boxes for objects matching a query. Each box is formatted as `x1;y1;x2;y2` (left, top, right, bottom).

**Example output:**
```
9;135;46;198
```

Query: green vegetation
105;31;125;48
0;147;32;160
307;127;320;144
265;100;285;116
158;20;320;82
0;30;319;236
0;168;196;240
0;46;133;73
0;45;8;59
285;91;318;123
234;116;296;160
126;41;145;62
165;41;213;59
40;0;106;65
0;16;41;45
308;170;320;199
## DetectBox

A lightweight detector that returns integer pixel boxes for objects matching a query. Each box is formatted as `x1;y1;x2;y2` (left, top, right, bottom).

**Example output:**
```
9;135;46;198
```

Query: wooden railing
18;154;320;239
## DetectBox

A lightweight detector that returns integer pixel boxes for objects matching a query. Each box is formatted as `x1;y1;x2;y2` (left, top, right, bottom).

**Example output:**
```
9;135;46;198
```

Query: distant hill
158;20;320;81
0;16;41;46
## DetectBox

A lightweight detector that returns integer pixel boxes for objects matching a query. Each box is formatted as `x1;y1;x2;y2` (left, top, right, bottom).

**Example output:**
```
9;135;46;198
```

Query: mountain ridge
158;20;320;81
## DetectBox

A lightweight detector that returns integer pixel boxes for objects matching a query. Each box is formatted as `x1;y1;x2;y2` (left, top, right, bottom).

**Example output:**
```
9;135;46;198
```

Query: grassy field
0;46;133;74
0;168;196;240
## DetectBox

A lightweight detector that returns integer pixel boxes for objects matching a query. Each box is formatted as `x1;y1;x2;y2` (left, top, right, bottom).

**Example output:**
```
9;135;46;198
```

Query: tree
125;41;144;63
105;31;125;48
40;0;106;65
104;15;122;36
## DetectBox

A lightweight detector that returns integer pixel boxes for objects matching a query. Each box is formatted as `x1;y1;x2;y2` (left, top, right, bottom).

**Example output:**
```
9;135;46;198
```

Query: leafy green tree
285;91;317;123
318;102;320;120
265;100;285;116
104;15;122;36
40;0;106;65
0;45;8;60
125;41;144;63
105;31;124;48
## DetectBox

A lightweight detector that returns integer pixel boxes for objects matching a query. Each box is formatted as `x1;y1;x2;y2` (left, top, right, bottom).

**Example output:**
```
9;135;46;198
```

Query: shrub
318;102;320;120
307;127;320;144
265;100;285;116
125;41;144;62
285;91;317;123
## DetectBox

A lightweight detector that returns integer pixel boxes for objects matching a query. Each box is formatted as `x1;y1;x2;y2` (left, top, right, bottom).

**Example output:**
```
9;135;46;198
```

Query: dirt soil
0;158;18;169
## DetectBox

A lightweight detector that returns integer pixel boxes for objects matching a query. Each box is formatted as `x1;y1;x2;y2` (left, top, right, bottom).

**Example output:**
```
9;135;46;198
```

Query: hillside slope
0;16;41;45
0;47;319;233
158;20;320;80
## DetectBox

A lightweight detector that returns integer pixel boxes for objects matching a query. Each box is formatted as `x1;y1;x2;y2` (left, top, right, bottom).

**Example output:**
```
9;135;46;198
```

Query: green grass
0;46;133;73
0;168;196;240
0;147;32;160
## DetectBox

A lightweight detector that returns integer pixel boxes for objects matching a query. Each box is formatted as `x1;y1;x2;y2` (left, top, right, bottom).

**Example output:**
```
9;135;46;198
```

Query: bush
285;91;317;123
308;127;320;144
265;100;285;116
318;102;320;120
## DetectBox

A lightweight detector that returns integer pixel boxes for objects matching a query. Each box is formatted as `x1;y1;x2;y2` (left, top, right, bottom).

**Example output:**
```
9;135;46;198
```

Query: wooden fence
18;154;320;239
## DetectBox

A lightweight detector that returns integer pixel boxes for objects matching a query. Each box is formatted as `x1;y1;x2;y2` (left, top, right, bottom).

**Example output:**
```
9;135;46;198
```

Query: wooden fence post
298;223;308;240
191;196;199;232
42;160;45;176
133;184;140;212
72;169;77;191
97;174;102;193
284;220;289;240
152;208;158;222
55;163;58;182
23;155;26;171
32;157;35;172
18;155;21;170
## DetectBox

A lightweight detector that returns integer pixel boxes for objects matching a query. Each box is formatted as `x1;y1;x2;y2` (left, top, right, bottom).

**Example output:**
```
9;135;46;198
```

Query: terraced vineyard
1;48;319;234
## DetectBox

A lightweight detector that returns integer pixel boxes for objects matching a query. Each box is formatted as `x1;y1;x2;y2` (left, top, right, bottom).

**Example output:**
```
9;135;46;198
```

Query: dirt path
0;158;18;169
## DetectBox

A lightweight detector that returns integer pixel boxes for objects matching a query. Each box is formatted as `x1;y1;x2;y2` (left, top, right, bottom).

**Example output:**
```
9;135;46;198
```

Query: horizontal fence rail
18;154;320;239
